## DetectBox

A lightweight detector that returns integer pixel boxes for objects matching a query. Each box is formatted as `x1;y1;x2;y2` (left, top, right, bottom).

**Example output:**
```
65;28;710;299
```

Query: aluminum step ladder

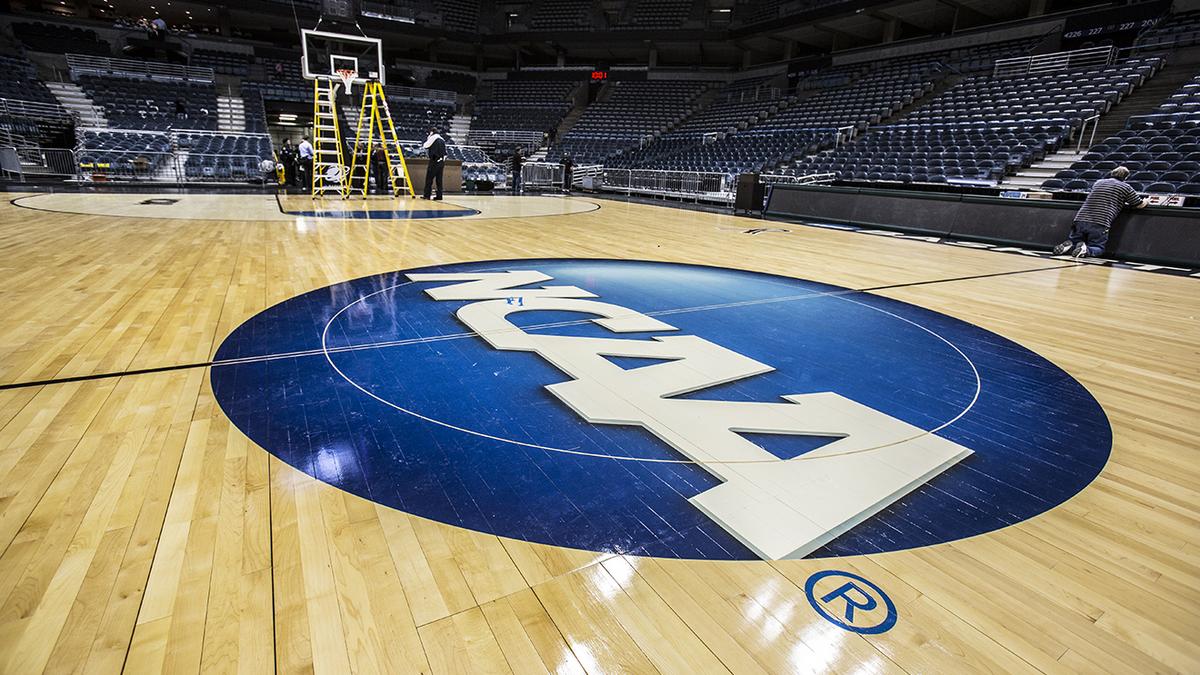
311;79;347;196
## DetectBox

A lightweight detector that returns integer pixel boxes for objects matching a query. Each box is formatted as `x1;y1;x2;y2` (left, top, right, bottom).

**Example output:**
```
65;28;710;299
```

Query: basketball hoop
336;68;357;95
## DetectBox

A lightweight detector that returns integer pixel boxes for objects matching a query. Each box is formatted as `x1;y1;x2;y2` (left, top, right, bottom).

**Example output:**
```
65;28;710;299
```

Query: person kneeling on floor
1053;166;1146;258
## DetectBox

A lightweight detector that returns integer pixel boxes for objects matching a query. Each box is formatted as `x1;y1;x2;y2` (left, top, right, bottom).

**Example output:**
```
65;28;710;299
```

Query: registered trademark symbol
804;570;897;634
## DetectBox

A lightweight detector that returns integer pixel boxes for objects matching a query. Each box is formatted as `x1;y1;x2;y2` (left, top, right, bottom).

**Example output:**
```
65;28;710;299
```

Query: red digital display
591;70;608;81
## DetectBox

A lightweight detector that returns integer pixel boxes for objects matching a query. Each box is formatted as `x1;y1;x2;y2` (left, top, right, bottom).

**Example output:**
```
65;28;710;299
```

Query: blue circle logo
211;259;1111;560
805;570;897;634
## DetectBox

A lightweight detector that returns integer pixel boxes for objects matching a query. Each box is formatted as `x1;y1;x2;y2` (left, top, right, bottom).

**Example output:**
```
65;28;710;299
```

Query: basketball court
0;190;1196;673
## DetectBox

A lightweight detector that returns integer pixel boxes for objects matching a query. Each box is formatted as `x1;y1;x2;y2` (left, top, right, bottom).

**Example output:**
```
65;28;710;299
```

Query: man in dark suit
510;147;523;194
372;143;390;195
421;127;446;200
279;138;297;187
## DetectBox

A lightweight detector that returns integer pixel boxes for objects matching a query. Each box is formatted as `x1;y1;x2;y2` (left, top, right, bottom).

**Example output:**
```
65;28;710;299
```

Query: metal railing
73;149;273;182
76;150;177;180
993;46;1113;78
1134;29;1200;53
836;125;856;148
384;85;457;104
725;87;781;103
66;54;215;82
467;130;545;151
760;172;836;186
16;147;78;176
0;147;21;178
178;153;272;182
570;164;603;187
599;168;732;204
1076;114;1101;152
521;162;565;189
0;98;71;120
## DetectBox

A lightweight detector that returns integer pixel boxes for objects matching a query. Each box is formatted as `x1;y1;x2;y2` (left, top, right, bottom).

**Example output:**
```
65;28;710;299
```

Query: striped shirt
1075;178;1144;226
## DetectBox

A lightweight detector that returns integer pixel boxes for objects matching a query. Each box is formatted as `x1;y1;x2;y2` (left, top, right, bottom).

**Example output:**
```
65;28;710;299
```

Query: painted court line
0;262;1079;392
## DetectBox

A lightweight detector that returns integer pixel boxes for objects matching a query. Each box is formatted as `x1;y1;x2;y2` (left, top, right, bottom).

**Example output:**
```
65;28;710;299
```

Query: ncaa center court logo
211;259;1111;560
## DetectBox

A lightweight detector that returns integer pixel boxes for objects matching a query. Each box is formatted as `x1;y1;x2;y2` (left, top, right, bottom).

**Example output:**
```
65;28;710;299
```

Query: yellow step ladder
346;81;415;198
311;79;346;196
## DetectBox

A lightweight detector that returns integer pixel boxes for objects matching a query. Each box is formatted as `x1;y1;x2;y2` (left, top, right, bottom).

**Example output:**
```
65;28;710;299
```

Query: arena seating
1043;75;1200;195
757;69;931;133
425;69;476;94
261;0;319;9
612;61;930;176
78;74;219;130
175;131;272;158
1136;10;1200;50
795;63;865;91
548;80;709;163
76;129;173;177
612;130;835;176
74;128;276;181
0;54;58;105
399;143;489;163
245;57;308;102
242;89;269;134
531;0;593;30
872;37;1043;76
792;125;1069;183
904;58;1163;127
386;97;455;140
0;53;73;147
433;0;480;32
12;22;111;56
788;56;1163;186
736;0;781;26
619;0;693;29
471;79;576;133
177;132;273;180
735;0;859;26
191;48;252;77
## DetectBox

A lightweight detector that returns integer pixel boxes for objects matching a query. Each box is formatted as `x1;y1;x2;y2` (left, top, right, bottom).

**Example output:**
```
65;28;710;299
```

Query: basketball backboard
301;29;384;86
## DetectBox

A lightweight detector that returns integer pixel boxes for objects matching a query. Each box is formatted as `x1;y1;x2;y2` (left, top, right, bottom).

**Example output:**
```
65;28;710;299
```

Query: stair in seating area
997;150;1088;189
554;103;585;138
449;113;471;143
217;96;246;132
1087;58;1199;141
45;81;105;127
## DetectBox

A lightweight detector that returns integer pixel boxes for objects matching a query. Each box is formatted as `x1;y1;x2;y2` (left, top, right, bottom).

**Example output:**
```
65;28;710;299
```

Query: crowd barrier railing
71;149;273;183
1075;114;1101;152
17;147;78;176
521;162;565;189
760;172;836;186
993;46;1113;78
177;153;272;182
384;84;457;104
0;146;22;177
0;98;72;120
75;149;178;180
598;167;732;203
468;130;545;151
66;54;215;82
570;164;603;187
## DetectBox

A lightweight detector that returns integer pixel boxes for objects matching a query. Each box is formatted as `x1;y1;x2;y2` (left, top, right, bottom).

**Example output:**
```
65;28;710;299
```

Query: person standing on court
421;126;446;200
1053;166;1146;258
372;143;390;195
279;138;297;187
510;147;523;194
297;136;314;192
561;154;574;193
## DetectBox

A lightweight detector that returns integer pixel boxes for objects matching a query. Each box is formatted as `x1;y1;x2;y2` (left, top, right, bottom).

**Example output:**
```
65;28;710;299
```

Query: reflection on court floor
14;192;601;221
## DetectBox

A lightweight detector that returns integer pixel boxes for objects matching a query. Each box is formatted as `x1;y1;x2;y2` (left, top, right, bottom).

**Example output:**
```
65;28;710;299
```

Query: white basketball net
336;68;357;95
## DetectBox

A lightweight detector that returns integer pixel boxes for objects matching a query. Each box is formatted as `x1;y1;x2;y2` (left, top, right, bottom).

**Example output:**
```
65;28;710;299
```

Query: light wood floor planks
0;192;1196;673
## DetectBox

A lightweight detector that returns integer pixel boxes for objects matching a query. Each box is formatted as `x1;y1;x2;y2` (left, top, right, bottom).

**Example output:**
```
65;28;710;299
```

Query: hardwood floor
0;191;1196;674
